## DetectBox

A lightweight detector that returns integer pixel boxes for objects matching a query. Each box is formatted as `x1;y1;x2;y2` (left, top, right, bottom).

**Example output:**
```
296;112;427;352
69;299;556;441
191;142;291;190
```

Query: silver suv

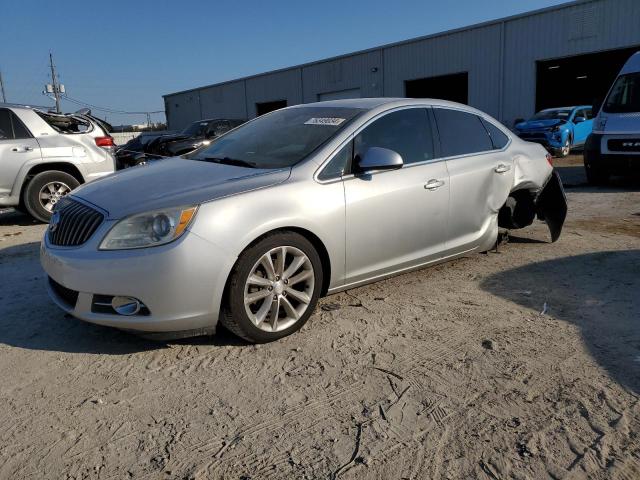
0;104;116;221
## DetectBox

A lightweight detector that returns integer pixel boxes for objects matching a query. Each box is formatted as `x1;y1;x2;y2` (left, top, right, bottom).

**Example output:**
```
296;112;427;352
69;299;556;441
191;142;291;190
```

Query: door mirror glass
574;116;586;124
357;147;403;172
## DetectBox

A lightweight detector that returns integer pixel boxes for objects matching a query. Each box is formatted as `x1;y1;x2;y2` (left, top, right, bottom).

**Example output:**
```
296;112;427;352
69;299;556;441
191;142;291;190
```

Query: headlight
100;206;198;250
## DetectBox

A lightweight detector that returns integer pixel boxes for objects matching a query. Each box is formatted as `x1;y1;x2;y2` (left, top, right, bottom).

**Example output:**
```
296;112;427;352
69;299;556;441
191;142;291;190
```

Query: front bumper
40;226;235;336
584;133;640;173
516;131;564;151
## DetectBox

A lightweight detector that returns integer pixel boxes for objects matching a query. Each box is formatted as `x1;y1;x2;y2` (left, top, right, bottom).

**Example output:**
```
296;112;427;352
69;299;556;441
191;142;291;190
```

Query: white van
584;51;640;184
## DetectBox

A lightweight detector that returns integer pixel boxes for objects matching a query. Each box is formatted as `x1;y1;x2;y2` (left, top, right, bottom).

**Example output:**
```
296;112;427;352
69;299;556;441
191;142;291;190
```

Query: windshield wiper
201;157;257;168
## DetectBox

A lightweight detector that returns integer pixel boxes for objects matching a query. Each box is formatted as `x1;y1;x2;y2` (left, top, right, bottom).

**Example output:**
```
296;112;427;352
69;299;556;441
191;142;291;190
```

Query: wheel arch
227;226;333;297
17;162;85;204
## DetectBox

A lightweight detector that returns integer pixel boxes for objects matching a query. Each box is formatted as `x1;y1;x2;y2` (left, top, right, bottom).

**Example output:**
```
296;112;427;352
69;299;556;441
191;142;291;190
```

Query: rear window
0;109;33;139
481;119;510;150
36;110;93;134
434;108;493;157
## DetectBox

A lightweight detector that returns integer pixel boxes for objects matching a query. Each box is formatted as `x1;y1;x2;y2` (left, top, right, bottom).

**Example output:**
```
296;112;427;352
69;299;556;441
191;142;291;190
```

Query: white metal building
163;0;640;130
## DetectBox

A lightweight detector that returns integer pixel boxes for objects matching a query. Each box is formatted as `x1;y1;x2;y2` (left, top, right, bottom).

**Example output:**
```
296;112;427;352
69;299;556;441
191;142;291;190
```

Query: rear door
343;107;450;284
433;108;513;251
0;109;41;197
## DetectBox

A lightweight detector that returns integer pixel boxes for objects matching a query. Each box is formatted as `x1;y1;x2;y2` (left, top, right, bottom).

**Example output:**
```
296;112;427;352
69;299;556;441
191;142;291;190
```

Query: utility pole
0;70;6;103
49;52;61;113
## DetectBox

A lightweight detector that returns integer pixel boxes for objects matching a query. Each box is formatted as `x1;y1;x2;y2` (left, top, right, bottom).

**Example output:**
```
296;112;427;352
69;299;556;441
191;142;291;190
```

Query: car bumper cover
40;229;234;335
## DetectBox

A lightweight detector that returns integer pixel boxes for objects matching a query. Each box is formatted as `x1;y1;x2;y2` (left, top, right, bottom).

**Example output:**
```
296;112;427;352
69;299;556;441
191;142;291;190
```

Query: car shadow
556;165;640;192
480;250;640;395
0;241;246;354
0;209;42;227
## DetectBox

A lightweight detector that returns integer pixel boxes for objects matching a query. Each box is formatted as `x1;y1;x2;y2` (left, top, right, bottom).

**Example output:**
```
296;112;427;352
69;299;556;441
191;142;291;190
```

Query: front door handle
11;146;34;153
494;164;511;174
424;179;445;190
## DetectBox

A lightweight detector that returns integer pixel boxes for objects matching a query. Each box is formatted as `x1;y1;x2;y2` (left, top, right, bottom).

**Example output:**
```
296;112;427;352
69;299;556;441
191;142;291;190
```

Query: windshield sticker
304;117;346;126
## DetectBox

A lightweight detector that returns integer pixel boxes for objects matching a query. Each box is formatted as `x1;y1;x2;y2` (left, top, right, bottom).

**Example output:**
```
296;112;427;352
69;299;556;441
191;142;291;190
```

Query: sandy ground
0;155;638;479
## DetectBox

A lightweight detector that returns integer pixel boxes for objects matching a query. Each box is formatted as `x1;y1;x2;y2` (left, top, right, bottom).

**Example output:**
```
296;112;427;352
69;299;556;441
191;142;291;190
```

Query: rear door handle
494;164;511;174
424;179;445;190
11;146;34;153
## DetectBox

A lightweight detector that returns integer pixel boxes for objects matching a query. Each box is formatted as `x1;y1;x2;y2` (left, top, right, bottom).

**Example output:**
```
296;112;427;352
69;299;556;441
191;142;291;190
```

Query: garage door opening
256;100;287;116
536;46;640;112
405;72;468;104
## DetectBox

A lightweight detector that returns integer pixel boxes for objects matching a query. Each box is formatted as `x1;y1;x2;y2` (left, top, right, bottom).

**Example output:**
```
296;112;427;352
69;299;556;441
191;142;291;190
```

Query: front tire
221;232;323;343
585;161;610;185
556;137;571;158
23;171;80;222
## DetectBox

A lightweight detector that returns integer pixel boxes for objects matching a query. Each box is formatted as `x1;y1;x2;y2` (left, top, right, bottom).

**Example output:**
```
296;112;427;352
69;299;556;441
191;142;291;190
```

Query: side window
318;141;352;181
354;108;434;166
434;108;493;157
481;119;509;150
208;121;230;137
0;109;13;140
584;108;593;119
10;112;32;139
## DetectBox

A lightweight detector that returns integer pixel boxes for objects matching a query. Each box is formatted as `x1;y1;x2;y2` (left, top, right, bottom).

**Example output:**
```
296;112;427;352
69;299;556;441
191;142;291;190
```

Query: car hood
516;119;566;131
72;158;291;219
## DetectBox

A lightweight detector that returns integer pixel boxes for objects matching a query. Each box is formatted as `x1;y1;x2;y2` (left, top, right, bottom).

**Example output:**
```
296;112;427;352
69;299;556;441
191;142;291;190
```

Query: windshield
531;109;572;121
603;73;640;113
187;107;363;169
181;121;209;136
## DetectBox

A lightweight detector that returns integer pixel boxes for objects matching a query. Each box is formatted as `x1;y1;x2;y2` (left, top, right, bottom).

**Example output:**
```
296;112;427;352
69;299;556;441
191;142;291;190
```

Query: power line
62;94;163;115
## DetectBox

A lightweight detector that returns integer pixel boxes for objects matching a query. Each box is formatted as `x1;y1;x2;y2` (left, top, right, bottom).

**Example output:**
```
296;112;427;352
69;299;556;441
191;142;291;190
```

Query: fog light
111;296;142;316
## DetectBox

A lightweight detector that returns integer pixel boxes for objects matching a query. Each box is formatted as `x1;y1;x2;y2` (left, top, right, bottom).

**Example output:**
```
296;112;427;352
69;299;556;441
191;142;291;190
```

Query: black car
146;118;245;159
115;133;167;169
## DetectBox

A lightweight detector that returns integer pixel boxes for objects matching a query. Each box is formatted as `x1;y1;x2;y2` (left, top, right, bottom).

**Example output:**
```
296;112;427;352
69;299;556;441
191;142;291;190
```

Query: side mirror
357;147;403;173
574;117;586;124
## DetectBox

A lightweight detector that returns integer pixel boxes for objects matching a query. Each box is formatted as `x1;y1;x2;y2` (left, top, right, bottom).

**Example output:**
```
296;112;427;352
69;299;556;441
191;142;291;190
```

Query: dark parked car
115;133;168;169
146;118;245;158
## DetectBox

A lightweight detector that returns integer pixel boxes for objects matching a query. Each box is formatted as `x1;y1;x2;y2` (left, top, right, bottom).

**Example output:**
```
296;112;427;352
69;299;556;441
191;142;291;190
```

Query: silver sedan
40;98;567;343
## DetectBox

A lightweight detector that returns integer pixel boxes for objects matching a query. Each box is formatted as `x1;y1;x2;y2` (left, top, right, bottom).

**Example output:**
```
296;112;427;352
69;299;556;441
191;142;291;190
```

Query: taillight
546;153;554;166
95;136;115;148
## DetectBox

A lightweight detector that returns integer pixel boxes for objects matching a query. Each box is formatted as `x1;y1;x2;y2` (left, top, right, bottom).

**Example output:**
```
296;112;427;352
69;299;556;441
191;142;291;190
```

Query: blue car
514;106;594;157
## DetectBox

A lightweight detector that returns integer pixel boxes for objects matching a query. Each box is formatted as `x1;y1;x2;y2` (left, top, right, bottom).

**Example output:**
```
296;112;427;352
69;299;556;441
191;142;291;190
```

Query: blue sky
0;0;568;125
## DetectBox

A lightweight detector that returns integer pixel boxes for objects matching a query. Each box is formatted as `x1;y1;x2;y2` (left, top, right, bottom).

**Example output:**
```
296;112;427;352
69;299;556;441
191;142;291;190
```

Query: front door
344;107;450;285
0;109;41;197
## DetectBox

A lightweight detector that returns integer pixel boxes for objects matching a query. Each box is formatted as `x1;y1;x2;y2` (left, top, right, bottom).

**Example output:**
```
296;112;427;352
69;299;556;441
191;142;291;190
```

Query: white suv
0;104;116;221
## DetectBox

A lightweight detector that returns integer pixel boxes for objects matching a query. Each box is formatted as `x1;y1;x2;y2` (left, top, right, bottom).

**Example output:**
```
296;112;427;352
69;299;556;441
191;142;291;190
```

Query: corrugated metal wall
302;51;383;102
164;0;640;130
245;69;303;117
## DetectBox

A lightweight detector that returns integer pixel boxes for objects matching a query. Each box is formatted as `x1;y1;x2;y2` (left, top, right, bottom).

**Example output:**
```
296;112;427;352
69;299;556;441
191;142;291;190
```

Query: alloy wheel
39;181;71;212
243;245;315;332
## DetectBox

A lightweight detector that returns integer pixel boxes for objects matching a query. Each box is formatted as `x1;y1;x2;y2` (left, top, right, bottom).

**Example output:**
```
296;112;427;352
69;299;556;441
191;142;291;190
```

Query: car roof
289;97;484;111
0;103;46;111
539;106;590;112
620;51;640;74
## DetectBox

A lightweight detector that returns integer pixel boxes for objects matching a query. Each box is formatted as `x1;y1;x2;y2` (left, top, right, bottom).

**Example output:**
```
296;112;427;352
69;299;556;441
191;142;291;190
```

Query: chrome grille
48;198;104;247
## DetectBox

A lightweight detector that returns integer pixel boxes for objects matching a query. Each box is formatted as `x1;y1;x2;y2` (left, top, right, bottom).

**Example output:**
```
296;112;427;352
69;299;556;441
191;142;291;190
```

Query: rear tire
584;161;610;185
221;232;323;343
23;171;79;222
